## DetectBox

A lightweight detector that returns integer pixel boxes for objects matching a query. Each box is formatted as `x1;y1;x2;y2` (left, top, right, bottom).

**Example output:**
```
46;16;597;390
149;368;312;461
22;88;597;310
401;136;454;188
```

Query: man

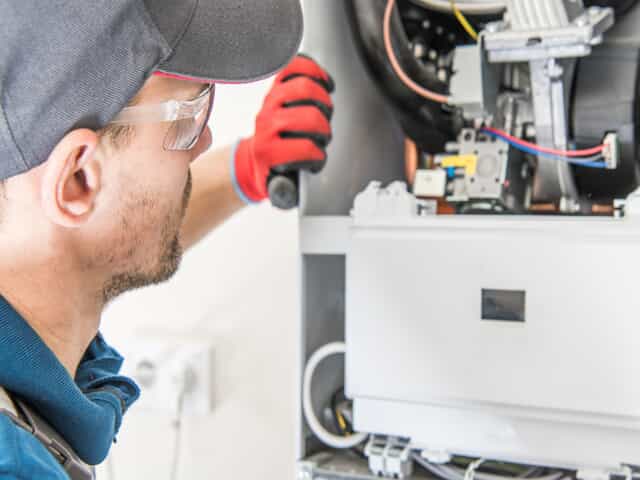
0;1;334;478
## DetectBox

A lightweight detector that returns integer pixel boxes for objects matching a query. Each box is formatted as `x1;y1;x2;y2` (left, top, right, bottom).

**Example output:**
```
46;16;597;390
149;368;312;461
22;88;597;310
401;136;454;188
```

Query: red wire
483;126;605;157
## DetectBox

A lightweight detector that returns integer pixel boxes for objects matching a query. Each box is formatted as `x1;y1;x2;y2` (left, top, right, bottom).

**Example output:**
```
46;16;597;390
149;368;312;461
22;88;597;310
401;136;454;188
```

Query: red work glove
232;54;335;204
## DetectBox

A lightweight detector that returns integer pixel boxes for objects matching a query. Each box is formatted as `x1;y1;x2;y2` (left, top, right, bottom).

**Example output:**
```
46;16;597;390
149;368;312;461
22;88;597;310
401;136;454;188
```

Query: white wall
97;79;300;480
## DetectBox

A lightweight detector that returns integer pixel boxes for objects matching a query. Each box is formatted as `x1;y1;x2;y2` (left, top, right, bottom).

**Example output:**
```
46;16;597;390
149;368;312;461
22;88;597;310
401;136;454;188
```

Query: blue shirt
0;297;140;479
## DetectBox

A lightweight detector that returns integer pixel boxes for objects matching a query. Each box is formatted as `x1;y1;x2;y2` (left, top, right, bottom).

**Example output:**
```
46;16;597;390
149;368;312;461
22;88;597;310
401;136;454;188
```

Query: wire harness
481;127;608;169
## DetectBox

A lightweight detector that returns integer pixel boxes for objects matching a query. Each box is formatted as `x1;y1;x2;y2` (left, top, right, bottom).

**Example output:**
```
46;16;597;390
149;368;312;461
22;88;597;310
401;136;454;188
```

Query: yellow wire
451;0;478;41
335;408;348;433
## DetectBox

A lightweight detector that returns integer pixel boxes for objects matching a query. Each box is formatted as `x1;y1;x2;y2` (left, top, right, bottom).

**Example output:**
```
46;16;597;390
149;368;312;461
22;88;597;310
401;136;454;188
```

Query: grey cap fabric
0;0;303;180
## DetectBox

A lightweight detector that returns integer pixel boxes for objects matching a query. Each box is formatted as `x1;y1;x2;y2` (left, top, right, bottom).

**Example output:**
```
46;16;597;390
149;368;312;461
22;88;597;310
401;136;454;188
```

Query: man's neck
0;261;103;377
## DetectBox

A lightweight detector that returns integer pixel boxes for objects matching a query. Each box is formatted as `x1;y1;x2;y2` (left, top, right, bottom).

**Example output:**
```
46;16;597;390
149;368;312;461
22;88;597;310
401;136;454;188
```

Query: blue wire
482;129;607;169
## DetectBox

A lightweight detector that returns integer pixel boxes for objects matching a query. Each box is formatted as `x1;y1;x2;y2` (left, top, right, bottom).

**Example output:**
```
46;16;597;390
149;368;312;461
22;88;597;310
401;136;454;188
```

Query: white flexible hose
408;0;506;14
302;342;368;449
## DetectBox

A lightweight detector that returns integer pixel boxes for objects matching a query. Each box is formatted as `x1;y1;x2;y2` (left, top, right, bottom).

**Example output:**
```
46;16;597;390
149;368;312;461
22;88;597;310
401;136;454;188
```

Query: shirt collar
0;296;139;465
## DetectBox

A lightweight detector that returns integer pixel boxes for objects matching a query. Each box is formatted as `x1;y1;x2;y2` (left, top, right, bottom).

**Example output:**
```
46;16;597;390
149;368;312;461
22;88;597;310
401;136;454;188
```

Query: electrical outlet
119;338;213;415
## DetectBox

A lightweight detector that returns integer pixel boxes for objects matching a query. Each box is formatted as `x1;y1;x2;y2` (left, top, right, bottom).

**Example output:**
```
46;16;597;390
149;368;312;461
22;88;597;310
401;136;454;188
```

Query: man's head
1;76;212;303
0;0;303;304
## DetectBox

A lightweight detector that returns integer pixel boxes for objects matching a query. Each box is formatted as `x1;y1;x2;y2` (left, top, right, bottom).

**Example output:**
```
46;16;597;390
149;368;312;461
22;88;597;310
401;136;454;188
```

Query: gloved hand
232;54;335;204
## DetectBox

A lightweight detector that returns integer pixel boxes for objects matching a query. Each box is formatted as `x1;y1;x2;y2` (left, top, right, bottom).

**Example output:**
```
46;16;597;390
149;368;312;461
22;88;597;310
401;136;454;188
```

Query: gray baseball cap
0;0;303;180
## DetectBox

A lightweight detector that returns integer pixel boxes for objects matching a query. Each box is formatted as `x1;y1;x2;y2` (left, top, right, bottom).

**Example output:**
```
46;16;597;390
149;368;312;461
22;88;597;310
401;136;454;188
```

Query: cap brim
156;0;303;84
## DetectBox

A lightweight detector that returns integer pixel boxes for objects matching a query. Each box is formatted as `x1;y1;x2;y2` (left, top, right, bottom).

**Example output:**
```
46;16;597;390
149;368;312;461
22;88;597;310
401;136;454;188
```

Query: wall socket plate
119;338;213;415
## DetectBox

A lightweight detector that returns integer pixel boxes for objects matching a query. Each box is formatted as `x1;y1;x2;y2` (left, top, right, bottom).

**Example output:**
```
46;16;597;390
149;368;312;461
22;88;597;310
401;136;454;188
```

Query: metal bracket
528;57;578;206
484;4;614;63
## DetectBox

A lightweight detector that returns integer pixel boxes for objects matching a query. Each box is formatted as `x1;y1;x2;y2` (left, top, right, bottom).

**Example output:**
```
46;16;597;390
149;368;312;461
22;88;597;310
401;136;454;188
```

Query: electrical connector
602;133;619;170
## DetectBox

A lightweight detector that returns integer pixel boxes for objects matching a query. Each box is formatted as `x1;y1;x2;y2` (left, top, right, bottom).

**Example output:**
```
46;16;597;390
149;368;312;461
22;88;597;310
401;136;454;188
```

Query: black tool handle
267;171;299;210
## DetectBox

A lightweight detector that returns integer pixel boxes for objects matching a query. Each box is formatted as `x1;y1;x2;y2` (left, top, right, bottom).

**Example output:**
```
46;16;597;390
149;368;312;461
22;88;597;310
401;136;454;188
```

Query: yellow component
335;408;348;433
450;0;479;41
441;154;478;176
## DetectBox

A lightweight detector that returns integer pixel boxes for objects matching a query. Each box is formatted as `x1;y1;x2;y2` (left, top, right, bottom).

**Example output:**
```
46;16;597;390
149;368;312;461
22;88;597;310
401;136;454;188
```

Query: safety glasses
108;83;215;151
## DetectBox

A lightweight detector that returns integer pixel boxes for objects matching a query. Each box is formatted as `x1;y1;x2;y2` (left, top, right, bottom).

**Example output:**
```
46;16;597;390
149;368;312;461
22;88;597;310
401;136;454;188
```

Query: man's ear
41;128;101;228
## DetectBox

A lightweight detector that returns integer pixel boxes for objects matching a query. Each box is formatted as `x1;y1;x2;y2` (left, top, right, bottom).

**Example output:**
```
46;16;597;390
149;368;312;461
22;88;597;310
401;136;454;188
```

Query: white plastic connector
414;169;447;197
602;133;619;170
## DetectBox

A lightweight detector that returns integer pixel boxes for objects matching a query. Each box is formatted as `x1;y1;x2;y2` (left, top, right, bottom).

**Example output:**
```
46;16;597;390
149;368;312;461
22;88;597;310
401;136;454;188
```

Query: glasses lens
163;84;215;151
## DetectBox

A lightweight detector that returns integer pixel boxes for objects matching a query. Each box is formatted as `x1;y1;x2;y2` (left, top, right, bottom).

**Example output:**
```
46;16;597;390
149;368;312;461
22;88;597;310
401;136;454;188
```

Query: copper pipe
404;137;419;186
592;204;614;215
529;203;558;213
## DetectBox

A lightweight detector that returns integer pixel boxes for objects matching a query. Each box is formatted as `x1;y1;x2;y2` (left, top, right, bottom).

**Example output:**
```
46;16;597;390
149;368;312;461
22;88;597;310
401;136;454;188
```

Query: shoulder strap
0;387;17;416
0;387;95;480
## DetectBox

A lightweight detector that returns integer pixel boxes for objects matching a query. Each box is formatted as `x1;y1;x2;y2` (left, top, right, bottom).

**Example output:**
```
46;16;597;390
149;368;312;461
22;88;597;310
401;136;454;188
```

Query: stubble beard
101;171;193;304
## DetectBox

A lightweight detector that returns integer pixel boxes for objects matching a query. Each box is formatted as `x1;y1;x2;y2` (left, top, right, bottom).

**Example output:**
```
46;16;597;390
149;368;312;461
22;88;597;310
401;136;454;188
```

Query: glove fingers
281;130;330;149
233;55;334;205
265;77;334;119
267;137;326;167
280;73;335;94
276;55;335;93
273;106;332;139
284;99;332;121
